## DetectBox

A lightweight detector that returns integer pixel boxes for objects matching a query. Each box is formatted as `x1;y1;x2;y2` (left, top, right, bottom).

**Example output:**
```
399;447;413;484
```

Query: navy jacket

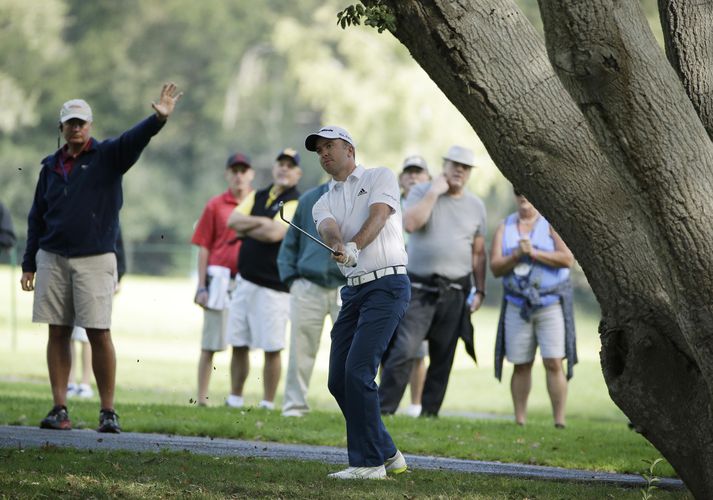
22;115;165;272
277;183;345;290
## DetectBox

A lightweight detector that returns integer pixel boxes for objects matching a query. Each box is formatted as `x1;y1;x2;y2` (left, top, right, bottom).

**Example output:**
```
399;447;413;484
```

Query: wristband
475;290;486;298
197;287;208;293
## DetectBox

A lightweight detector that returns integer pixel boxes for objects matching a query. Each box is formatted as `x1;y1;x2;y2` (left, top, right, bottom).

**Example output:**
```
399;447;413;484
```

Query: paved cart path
0;425;684;490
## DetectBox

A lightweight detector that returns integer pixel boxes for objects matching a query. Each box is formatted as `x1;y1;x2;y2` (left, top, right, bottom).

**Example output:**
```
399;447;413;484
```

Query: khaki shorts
33;249;117;329
504;302;565;363
226;275;290;352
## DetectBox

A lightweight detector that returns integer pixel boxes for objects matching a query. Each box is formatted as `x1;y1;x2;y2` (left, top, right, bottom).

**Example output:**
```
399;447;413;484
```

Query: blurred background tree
0;0;661;306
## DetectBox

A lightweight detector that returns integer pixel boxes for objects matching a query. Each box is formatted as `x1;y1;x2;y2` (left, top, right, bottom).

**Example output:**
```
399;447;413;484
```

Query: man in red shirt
191;153;254;405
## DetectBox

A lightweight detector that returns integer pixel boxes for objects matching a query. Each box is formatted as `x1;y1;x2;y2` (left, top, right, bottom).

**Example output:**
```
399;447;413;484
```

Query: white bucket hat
443;145;476;168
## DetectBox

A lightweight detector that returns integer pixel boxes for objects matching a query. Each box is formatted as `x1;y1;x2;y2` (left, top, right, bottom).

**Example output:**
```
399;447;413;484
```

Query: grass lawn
0;447;689;499
0;266;690;497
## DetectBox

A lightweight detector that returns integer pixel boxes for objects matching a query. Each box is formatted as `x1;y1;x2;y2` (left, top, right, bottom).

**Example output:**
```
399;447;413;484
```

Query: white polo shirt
313;165;407;277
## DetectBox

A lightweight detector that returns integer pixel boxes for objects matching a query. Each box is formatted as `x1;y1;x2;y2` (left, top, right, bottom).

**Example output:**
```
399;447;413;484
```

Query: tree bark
658;0;713;140
366;0;713;496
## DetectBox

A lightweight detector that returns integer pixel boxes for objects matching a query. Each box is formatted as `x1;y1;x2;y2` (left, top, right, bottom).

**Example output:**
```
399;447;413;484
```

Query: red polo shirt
53;139;94;178
191;190;248;276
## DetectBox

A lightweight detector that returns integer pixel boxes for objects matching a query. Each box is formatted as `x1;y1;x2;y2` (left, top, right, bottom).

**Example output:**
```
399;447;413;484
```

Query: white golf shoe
384;450;407;474
327;465;386;480
225;395;244;408
76;383;94;399
258;400;275;410
404;404;422;418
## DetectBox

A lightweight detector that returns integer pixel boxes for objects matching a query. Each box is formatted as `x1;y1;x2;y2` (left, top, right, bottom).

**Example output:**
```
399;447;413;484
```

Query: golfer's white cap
60;99;93;123
443;145;476;168
305;125;354;151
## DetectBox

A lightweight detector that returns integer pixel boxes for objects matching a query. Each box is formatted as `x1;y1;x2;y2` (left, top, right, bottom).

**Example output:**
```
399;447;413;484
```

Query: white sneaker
67;383;79;397
281;409;305;417
404;404;422;418
384;450;407;474
258;400;274;410
225;395;244;408
76;384;94;399
328;465;386;480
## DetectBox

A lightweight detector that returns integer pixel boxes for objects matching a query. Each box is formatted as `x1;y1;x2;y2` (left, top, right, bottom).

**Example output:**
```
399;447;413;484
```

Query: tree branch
366;0;681;324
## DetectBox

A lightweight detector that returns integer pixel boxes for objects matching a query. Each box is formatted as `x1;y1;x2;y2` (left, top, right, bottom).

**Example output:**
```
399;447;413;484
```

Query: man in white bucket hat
380;144;486;417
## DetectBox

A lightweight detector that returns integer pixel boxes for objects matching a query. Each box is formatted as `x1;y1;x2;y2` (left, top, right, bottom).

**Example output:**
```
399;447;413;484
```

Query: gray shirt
404;182;486;279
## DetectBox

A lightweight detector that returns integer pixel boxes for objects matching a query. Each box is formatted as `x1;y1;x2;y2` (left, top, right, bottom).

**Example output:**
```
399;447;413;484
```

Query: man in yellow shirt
224;149;301;409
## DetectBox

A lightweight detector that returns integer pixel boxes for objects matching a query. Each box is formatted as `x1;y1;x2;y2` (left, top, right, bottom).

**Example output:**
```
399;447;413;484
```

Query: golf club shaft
279;202;341;255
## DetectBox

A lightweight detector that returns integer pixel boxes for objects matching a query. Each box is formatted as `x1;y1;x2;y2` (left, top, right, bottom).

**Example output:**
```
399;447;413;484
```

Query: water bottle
466;286;477;307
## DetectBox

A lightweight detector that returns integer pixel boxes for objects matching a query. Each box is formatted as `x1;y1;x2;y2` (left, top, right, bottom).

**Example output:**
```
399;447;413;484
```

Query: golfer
307;125;410;480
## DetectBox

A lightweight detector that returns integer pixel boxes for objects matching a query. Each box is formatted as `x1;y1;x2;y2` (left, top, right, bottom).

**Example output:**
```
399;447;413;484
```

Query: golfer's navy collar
330;164;364;189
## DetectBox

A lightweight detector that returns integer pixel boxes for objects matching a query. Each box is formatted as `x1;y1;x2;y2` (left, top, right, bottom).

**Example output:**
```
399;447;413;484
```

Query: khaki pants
281;278;340;415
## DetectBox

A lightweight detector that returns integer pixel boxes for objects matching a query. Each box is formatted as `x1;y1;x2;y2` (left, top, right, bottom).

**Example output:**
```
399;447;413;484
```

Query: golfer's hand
195;288;209;307
342;242;359;267
430;175;449;196
331;242;346;263
331;242;358;267
20;272;35;291
152;82;183;121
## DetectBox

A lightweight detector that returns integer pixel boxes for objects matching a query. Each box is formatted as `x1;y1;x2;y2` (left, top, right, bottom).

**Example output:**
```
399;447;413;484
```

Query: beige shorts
504;302;565;363
201;308;228;351
226;275;290;352
33;249;117;329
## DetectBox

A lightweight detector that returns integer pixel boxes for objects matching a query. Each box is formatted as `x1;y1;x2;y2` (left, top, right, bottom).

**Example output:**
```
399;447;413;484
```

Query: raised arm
403;175;448;233
151;82;183;122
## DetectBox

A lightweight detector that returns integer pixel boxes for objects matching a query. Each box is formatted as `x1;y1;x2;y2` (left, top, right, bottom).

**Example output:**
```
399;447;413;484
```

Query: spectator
277;182;345;417
67;327;93;398
20;83;182;433
379;145;486;418
224;148;301;410
308;125;410;479
0;201;16;253
191;153;254;406
490;189;576;428
391;155;431;417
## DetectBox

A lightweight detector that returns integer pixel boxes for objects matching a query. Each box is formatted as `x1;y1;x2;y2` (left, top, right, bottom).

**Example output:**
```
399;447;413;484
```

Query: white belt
346;265;407;287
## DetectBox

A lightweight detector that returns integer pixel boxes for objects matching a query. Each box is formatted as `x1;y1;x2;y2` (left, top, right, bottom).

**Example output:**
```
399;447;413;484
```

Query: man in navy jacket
20;82;182;433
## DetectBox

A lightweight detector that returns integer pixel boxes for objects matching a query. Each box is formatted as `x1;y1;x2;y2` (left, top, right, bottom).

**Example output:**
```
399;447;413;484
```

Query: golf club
278;201;341;256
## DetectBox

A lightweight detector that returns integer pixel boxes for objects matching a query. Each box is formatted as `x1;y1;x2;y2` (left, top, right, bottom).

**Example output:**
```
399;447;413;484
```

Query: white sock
258;400;275;410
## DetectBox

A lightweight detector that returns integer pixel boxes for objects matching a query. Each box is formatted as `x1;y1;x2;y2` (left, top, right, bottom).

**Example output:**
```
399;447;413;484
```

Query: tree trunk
367;0;713;496
658;0;713;140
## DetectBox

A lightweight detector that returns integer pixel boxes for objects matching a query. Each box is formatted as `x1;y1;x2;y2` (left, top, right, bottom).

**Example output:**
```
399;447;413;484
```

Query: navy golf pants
328;274;411;467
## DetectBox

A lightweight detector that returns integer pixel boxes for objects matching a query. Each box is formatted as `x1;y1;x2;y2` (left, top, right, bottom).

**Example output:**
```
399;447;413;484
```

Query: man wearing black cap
225;148;301;410
191;152;254;406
